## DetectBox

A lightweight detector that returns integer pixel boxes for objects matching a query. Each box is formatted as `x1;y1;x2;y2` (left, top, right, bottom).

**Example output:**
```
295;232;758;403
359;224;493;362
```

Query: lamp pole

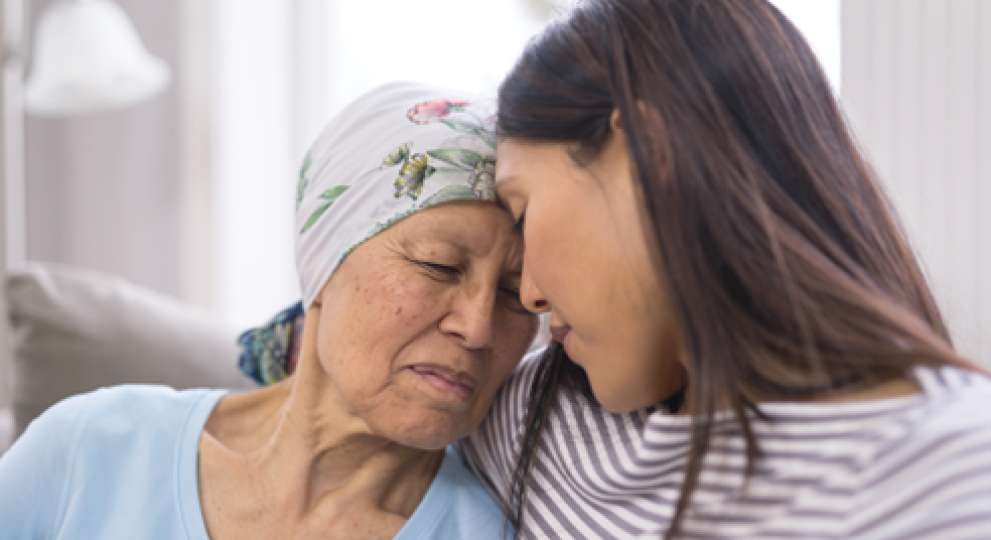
0;0;25;413
2;0;26;271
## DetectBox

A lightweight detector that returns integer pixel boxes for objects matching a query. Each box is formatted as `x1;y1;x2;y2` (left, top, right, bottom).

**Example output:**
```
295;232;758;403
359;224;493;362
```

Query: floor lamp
1;0;170;409
3;0;170;269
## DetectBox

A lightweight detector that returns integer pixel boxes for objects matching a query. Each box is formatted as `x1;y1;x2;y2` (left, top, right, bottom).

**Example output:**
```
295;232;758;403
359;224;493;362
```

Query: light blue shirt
0;385;509;539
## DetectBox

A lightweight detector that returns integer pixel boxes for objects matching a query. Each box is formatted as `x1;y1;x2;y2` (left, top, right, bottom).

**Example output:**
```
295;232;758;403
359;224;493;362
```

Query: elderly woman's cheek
358;266;435;326
500;310;539;368
316;265;432;382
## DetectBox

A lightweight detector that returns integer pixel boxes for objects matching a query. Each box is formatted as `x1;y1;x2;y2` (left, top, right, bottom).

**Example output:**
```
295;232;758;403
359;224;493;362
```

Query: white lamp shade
24;0;171;116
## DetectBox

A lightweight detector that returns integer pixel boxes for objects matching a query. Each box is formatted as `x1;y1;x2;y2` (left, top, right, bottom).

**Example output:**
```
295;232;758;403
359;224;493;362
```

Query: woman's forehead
386;203;522;258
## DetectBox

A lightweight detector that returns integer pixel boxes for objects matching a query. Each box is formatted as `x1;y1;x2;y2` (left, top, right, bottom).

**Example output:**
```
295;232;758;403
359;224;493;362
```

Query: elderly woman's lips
409;365;477;401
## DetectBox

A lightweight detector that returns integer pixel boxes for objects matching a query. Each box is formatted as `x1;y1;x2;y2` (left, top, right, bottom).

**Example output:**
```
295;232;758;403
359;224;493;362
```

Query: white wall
179;0;216;313
321;0;543;118
770;0;842;89
842;0;991;366
0;0;22;411
211;0;298;330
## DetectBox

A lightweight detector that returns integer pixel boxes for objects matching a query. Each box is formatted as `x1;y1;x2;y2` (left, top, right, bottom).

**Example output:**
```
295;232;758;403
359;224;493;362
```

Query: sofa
1;263;256;453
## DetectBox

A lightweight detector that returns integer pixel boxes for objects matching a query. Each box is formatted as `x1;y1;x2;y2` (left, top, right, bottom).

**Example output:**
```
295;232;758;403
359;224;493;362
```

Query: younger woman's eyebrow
495;172;520;186
495;173;522;198
495;180;521;211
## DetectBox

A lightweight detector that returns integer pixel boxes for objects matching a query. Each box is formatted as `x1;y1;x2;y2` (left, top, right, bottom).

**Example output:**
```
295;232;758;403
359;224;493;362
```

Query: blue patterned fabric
237;301;305;385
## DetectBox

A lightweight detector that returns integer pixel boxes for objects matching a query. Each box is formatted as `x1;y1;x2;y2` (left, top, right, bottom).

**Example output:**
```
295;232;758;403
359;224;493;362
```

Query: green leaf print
440;119;496;149
320;185;349;200
441;119;484;135
475;129;496;149
295;152;312;210
425;149;485;170
418;185;476;209
300;185;349;233
356;142;412;181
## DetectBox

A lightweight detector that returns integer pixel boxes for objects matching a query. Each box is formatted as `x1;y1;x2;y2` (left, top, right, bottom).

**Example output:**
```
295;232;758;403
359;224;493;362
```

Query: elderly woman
0;83;535;539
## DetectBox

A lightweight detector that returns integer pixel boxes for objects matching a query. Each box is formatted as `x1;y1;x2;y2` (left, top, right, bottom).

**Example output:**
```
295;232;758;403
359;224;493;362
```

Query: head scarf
238;82;498;385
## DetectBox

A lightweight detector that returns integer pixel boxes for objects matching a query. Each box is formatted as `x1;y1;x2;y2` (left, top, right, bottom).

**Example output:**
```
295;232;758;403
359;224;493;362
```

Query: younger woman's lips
549;325;571;351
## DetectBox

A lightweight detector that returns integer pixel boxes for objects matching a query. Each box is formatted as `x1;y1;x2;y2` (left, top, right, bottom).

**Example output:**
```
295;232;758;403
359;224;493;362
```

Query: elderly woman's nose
439;288;498;349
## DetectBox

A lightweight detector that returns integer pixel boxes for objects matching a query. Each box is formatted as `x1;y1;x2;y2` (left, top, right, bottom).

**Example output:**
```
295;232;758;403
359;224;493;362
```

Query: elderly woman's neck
202;374;445;521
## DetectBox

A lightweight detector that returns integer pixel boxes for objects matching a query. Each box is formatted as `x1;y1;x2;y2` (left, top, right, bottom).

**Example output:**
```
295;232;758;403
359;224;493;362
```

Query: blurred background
0;0;987;412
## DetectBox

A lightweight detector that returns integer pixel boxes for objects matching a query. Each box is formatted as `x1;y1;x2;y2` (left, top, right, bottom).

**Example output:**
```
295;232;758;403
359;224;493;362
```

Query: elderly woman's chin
371;402;487;451
371;375;505;449
313;348;515;450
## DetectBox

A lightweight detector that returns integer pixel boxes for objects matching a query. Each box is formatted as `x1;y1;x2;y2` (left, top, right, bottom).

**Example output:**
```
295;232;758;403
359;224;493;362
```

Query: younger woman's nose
520;260;549;314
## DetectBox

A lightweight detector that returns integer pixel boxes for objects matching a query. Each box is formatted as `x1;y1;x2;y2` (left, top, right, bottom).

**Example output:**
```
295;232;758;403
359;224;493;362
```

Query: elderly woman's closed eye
0;82;534;540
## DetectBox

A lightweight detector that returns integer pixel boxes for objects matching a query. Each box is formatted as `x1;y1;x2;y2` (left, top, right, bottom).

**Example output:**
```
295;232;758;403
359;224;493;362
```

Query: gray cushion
7;263;255;438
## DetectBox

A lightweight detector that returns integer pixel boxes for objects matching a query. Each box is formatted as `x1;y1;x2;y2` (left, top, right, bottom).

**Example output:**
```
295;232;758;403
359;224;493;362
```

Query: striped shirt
460;352;991;538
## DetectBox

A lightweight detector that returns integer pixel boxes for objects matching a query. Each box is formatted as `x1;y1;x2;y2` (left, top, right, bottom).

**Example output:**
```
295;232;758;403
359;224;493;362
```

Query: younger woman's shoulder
913;365;991;431
846;367;991;537
872;366;991;462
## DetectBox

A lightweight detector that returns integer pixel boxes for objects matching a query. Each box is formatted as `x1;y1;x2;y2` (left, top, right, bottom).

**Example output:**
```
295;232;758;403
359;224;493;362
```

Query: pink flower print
407;99;470;124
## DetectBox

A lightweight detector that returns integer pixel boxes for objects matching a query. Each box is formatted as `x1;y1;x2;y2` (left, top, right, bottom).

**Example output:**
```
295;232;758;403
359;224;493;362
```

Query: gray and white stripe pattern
460;352;991;538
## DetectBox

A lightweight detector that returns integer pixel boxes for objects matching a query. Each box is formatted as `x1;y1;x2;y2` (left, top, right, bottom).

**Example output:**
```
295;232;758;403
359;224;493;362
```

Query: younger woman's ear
610;109;623;132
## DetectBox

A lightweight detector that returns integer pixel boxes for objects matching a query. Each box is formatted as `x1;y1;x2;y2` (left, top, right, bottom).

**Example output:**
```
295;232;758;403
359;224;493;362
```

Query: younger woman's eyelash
500;286;531;314
500;285;521;298
510;211;526;235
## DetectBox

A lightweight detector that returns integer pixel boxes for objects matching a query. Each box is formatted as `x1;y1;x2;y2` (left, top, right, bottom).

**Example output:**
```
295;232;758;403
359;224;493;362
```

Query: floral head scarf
238;82;497;386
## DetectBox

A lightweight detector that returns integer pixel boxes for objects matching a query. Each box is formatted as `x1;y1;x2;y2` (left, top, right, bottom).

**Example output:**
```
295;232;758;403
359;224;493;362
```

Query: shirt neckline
637;367;951;430
175;390;458;540
175;389;229;540
393;446;459;538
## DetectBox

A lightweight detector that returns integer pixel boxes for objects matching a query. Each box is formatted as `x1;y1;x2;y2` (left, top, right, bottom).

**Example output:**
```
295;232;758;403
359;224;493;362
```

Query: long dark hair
498;0;975;537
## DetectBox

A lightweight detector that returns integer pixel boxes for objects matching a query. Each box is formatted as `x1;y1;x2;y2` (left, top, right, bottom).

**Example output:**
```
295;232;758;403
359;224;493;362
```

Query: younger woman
462;1;991;538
